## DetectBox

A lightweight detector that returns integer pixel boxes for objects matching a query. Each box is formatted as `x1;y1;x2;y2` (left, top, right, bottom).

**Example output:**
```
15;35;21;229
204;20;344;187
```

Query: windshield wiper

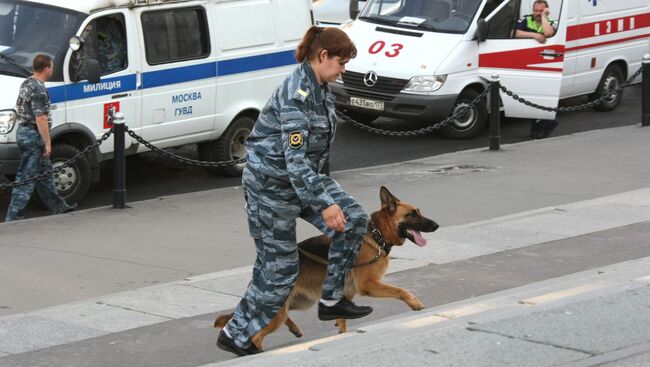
397;20;439;32
0;52;31;76
358;15;397;27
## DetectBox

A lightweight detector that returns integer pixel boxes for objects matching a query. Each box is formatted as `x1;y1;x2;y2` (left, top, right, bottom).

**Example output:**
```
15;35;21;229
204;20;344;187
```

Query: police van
333;0;650;138
0;0;313;203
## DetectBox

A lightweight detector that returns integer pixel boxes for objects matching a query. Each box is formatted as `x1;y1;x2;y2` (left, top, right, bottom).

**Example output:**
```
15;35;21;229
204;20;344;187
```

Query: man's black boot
216;330;262;357
62;203;78;214
318;298;373;321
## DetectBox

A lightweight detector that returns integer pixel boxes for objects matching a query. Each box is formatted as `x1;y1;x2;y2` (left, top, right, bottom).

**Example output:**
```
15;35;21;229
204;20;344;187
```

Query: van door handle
540;50;564;58
111;93;129;99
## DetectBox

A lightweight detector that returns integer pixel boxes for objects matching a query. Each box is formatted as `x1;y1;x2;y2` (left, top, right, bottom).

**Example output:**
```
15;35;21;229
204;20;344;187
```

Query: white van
332;0;650;138
0;0;313;203
313;0;366;26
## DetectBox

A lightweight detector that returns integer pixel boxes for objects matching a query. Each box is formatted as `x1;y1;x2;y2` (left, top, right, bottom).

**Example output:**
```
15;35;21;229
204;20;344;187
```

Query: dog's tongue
411;230;427;247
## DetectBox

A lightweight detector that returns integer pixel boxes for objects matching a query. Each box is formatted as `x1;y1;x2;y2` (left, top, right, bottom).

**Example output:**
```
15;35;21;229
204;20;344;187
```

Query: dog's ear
380;186;399;213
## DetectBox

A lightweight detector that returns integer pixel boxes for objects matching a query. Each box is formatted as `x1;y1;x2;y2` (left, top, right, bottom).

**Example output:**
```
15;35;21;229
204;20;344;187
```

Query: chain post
643;54;650;127
489;74;501;151
112;112;127;209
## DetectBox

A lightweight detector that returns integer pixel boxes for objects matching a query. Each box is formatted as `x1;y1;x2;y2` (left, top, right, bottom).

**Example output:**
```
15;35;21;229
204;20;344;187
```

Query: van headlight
403;75;447;94
0;110;17;134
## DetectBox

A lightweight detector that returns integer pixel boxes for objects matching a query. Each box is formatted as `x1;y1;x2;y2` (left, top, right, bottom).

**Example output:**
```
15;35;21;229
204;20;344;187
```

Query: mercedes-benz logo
363;71;378;87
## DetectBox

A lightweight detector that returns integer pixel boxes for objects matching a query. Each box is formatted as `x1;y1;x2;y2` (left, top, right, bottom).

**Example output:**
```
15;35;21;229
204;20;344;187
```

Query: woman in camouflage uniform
217;26;371;356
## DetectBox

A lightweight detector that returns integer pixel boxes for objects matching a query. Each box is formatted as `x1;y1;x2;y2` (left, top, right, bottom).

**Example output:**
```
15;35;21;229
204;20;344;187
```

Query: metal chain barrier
125;127;246;167
500;67;644;113
338;85;492;137
0;128;114;190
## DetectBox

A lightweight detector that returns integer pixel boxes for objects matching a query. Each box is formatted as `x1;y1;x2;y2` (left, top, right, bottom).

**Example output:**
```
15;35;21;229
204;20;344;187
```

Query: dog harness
297;221;394;268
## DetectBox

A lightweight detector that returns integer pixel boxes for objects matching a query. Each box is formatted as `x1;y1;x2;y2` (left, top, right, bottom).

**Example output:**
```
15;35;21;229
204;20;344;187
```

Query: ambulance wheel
590;65;624;112
439;89;487;139
343;110;378;125
45;144;91;205
199;116;253;176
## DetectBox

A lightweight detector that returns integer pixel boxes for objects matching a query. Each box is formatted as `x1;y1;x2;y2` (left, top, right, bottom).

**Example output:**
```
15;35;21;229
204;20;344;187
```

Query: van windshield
0;1;85;81
358;0;483;34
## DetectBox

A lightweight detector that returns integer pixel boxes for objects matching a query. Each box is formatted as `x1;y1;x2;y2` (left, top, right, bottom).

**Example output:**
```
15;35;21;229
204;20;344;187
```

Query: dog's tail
214;313;234;329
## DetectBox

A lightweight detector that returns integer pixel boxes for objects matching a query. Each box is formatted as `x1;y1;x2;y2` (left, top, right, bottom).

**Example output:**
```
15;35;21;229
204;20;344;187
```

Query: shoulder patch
293;87;310;102
289;131;304;149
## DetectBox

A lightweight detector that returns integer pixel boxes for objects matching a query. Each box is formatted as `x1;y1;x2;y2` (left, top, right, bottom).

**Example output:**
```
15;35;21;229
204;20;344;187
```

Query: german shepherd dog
214;186;438;351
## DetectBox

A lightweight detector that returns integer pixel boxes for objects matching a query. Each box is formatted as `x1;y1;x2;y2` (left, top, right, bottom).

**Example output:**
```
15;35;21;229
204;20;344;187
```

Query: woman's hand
322;204;346;232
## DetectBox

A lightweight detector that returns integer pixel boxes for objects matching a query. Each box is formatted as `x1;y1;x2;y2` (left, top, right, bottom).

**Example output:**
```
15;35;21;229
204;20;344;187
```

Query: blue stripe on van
48;74;137;104
48;50;297;103
142;62;217;89
217;50;296;76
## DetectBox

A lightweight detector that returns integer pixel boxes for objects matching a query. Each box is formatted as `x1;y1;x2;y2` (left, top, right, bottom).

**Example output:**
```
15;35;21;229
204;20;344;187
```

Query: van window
358;0;483;34
486;0;519;39
485;0;562;40
478;0;505;20
0;1;84;81
71;14;128;77
141;7;210;65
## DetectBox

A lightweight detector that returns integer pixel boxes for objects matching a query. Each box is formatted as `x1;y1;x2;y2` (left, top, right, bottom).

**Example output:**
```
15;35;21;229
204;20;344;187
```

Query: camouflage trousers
5;125;69;222
224;169;368;349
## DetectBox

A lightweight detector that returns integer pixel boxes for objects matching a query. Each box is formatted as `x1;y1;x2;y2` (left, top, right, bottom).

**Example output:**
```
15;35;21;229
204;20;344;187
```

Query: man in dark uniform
515;0;557;43
5;54;74;221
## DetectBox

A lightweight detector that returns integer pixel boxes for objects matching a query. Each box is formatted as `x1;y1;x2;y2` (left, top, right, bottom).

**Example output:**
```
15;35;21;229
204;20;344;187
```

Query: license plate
349;97;384;111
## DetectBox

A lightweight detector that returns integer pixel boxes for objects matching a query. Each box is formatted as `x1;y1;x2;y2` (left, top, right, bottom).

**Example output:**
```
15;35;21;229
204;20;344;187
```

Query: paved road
0;84;643;220
3;222;649;367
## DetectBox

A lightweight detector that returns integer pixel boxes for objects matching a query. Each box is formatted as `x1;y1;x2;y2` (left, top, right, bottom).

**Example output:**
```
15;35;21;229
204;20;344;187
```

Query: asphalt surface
2;222;649;367
0;84;643;220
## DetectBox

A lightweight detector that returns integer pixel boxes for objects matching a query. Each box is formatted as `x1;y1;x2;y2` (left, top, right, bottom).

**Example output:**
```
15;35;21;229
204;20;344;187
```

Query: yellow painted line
266;332;354;355
399;315;448;329
435;303;494;319
634;275;650;283
519;283;605;305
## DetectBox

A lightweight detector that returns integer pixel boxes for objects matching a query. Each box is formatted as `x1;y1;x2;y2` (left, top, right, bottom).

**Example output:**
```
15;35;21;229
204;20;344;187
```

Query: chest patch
289;131;304;149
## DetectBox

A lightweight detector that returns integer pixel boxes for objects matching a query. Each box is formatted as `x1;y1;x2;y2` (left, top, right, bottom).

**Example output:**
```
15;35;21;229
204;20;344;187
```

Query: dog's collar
368;221;394;256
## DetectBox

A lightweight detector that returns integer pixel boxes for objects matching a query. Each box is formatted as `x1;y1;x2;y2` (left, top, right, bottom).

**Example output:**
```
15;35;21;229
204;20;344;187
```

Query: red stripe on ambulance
566;12;650;41
479;45;565;72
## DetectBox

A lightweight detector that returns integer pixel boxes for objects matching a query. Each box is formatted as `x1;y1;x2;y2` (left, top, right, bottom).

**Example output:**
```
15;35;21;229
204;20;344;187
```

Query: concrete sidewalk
207;257;650;367
2;124;650;362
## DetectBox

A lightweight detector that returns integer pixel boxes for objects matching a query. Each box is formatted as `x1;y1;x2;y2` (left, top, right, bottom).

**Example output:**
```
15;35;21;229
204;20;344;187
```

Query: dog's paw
407;297;425;311
410;303;425;311
290;329;303;338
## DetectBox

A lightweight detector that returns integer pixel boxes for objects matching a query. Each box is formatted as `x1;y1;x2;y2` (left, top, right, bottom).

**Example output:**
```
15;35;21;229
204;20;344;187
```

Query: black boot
216;330;262;357
318;298;373;321
62;203;78;213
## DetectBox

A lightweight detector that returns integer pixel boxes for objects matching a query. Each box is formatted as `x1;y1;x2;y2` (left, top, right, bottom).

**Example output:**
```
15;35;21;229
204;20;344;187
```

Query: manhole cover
427;165;491;174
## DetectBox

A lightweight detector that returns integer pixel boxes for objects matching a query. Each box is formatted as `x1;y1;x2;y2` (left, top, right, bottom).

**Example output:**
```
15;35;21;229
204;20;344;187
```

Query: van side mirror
84;59;101;84
476;19;487;43
349;0;360;20
69;36;84;52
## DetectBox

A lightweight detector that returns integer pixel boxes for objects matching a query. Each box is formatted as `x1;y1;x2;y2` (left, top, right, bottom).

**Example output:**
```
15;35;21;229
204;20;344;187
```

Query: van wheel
45;144;91;205
343;110;378;125
589;65;624;112
198;116;254;176
439;89;487;139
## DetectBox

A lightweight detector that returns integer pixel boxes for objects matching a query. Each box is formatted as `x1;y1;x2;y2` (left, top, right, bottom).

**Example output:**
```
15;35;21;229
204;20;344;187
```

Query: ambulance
0;0;313;203
313;0;366;26
333;0;650;139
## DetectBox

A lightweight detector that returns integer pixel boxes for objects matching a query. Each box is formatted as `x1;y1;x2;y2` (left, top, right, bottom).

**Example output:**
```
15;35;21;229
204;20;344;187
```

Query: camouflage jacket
245;62;338;213
15;76;51;127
